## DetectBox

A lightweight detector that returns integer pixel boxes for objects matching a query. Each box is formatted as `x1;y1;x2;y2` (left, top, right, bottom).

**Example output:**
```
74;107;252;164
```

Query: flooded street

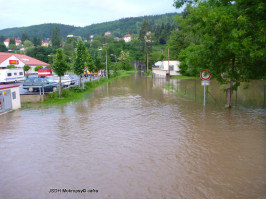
0;73;265;198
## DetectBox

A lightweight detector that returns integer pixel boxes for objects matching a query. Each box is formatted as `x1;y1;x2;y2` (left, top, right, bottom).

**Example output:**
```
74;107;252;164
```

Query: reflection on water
0;73;265;198
153;76;266;108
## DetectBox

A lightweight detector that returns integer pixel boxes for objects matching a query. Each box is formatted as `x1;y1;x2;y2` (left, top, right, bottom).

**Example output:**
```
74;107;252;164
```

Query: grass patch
171;75;198;79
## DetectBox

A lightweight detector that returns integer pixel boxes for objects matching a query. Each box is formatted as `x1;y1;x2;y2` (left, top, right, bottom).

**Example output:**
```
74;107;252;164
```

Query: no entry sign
200;69;211;80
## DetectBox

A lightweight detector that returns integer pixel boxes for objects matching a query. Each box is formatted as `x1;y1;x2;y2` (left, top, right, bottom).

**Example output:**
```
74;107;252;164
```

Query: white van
0;69;25;83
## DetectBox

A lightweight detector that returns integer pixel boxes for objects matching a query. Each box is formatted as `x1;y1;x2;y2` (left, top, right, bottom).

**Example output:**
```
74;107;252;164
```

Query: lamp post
99;48;108;79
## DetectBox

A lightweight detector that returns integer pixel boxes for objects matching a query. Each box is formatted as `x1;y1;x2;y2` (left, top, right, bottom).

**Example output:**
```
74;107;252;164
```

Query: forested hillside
0;13;179;40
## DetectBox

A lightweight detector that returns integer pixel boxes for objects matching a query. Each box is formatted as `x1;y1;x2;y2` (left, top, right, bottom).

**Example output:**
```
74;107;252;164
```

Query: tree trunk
59;76;62;97
79;75;82;87
227;57;235;108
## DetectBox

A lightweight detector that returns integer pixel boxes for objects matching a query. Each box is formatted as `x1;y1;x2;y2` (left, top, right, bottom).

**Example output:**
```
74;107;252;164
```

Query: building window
14;73;17;75
19;72;23;75
7;73;12;76
12;91;16;100
170;65;174;71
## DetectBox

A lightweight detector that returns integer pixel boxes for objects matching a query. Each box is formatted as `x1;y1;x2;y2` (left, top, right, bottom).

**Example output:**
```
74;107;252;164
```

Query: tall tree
51;25;62;48
86;50;95;80
73;40;86;87
52;48;68;97
139;20;152;72
174;0;266;108
21;33;29;43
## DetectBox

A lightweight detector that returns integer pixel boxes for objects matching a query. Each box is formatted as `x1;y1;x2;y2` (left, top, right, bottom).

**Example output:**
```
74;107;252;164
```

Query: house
4;38;22;48
0;84;21;114
152;60;180;76
123;34;131;43
114;37;121;41
41;41;50;47
0;52;50;74
104;31;111;36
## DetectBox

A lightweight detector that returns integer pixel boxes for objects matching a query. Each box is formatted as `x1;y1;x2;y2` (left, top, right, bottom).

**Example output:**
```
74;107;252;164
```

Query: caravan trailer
0;69;25;83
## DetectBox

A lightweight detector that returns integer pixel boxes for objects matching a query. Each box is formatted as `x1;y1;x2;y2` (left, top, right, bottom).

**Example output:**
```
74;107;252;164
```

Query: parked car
47;75;75;87
67;75;77;85
23;77;58;92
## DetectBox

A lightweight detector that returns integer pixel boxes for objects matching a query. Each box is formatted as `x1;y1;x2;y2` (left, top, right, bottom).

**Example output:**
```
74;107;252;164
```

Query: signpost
200;69;211;106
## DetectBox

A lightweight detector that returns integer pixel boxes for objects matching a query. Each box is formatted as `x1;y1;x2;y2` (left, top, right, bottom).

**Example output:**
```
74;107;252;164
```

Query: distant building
41;41;50;47
4;38;22;48
67;35;82;40
114;37;121;41
0;52;50;74
123;34;131;43
152;60;180;76
104;31;111;36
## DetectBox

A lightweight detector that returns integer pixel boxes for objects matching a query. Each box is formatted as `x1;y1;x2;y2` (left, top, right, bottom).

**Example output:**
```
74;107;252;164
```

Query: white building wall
124;37;131;43
153;60;181;76
0;55;24;68
10;87;21;110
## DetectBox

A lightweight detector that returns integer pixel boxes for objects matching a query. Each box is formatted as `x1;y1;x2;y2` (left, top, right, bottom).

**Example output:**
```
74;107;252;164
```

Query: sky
0;0;184;30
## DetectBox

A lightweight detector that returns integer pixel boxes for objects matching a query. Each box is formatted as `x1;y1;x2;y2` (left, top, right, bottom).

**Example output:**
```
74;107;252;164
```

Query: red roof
0;52;49;66
124;34;131;37
4;38;21;43
0;84;20;90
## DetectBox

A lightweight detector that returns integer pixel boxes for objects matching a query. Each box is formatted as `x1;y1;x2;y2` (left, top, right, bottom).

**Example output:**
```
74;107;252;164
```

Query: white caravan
0;69;25;83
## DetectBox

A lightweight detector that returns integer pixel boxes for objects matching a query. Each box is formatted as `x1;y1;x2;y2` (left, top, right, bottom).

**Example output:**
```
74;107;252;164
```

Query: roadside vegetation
1;1;265;109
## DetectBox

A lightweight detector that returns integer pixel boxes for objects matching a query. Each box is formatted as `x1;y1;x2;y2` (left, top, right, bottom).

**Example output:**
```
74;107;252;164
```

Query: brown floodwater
0;73;265;198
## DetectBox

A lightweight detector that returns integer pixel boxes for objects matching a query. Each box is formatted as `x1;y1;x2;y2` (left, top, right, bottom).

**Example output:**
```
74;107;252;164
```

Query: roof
0;84;20;90
4;38;21;43
124;34;131;37
0;52;49;66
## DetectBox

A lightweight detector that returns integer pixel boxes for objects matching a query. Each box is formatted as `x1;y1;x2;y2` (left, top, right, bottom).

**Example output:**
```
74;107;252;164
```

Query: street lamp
98;48;108;79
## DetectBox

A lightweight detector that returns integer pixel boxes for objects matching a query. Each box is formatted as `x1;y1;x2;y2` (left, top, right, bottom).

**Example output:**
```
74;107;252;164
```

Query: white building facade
152;60;181;76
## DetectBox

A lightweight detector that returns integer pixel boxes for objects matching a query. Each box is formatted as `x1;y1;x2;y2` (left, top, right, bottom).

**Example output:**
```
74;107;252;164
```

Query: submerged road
0;73;265;198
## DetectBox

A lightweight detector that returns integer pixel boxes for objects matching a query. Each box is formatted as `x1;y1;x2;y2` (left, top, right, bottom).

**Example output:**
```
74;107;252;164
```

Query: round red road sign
200;69;211;80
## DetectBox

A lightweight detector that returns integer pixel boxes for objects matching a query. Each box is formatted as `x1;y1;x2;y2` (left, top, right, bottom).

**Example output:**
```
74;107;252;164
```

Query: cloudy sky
0;0;183;30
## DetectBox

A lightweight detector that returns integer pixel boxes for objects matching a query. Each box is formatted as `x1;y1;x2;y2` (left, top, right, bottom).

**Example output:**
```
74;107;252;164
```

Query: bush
34;65;43;72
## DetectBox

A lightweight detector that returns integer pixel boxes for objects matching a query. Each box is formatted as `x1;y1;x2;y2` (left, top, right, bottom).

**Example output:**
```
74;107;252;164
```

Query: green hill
0;13;179;40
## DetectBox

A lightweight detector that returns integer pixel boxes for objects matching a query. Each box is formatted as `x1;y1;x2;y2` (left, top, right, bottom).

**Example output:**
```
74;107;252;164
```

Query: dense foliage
0;13;178;40
173;0;266;107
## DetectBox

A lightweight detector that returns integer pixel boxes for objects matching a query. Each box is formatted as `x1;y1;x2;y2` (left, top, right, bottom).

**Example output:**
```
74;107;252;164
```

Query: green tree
139;20;153;72
9;44;19;51
32;36;42;46
174;0;266;108
9;38;15;45
6;65;16;69
73;40;86;87
0;43;8;52
51;25;62;48
21;33;29;43
118;50;132;70
53;48;69;97
23;65;30;75
91;40;101;49
166;30;190;60
34;65;43;72
23;40;34;49
86;51;95;80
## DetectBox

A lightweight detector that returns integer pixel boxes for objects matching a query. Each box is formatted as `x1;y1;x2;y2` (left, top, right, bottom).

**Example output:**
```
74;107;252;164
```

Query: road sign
200;69;211;80
201;80;210;86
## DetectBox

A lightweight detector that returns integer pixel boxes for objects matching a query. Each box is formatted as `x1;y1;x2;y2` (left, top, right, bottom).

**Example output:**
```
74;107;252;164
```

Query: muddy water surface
0;73;265;198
